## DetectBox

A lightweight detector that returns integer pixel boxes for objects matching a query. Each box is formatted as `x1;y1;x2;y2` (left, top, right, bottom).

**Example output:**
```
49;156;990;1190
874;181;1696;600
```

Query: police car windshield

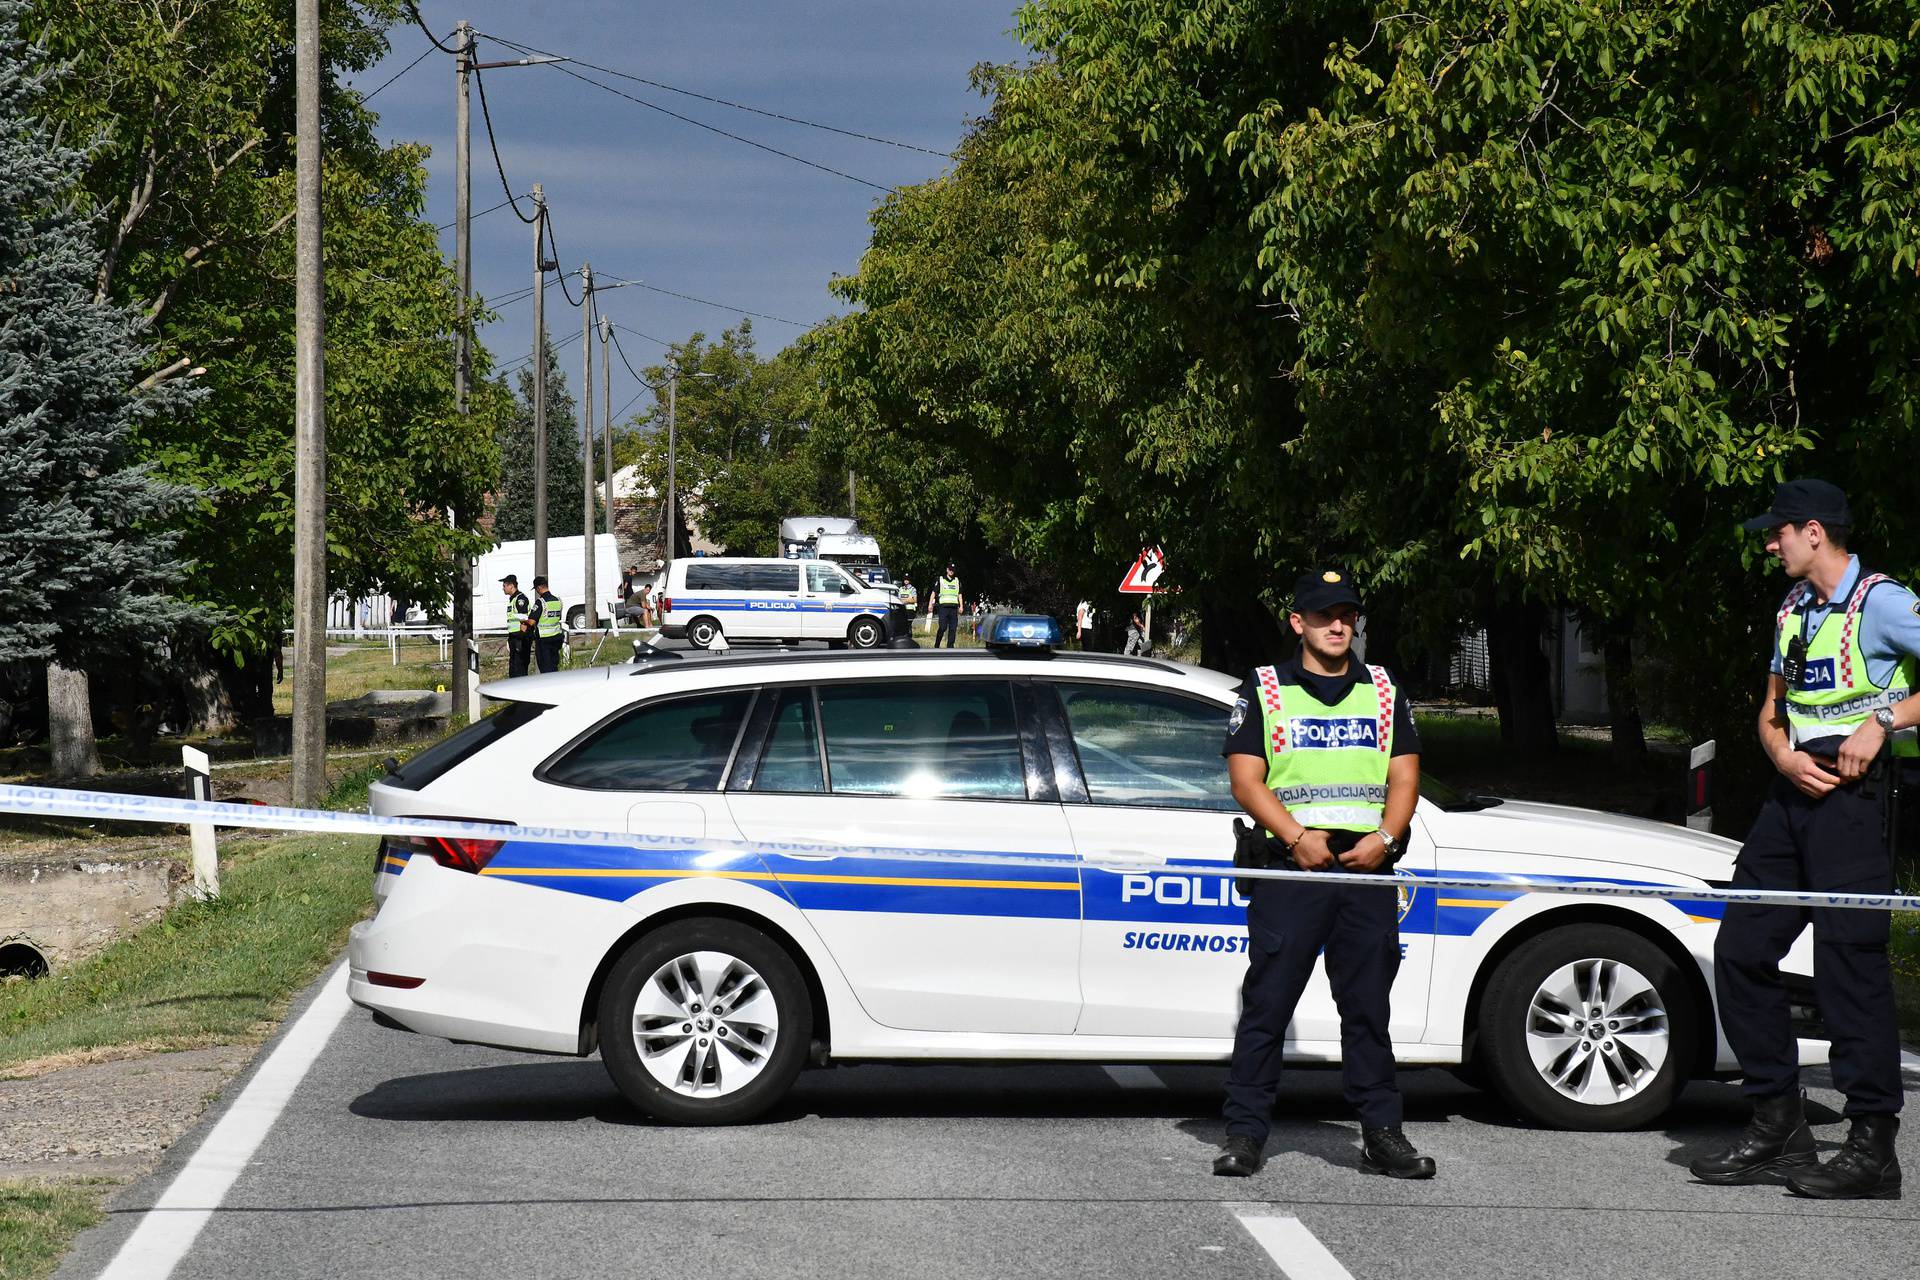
1421;772;1502;812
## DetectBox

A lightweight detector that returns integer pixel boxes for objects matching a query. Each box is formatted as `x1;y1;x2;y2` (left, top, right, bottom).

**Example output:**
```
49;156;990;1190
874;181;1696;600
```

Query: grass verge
0;1180;109;1280
0;831;372;1076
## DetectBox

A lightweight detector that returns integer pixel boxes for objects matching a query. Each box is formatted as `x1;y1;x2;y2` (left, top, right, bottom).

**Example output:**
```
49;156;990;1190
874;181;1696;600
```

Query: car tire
847;617;884;649
566;605;587;629
686;616;722;649
598;917;812;1126
1476;922;1700;1131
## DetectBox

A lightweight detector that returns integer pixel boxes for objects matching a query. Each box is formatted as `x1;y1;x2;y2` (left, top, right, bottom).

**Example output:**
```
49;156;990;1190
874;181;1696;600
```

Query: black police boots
1786;1115;1902;1200
1212;1134;1262;1177
1690;1090;1817;1185
1361;1126;1437;1179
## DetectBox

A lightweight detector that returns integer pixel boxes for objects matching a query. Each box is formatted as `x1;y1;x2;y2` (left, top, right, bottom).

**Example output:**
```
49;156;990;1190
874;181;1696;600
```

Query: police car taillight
659;595;672;613
383;832;506;874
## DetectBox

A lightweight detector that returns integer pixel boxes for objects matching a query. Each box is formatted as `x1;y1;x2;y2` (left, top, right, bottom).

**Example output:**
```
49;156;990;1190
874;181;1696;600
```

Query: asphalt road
55;964;1920;1280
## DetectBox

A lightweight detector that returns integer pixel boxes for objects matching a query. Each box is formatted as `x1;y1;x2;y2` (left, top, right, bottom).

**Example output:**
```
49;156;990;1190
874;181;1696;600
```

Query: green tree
492;341;589;544
33;0;506;730
0;0;198;777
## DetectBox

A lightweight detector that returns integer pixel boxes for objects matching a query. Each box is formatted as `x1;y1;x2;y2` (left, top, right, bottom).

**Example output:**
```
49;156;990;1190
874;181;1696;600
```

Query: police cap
532;575;548;589
1291;568;1362;615
499;574;517;585
1740;478;1852;533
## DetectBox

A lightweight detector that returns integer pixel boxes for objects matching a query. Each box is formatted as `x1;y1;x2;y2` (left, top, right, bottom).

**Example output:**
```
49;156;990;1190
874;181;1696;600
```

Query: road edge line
91;963;353;1280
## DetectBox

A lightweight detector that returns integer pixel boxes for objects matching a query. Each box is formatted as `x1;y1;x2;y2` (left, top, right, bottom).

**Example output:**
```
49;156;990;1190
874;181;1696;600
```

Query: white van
471;535;624;632
658;557;898;649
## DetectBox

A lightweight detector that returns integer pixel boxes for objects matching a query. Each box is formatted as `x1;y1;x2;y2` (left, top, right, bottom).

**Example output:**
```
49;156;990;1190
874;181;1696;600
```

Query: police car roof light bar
984;613;1062;651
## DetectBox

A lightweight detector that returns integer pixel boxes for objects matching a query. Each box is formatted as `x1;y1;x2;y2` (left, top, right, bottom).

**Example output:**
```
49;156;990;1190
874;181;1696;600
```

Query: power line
402;2;462;54
598;275;807;327
538;61;892;193
497;324;583;373
613;322;674;351
361;40;438;102
544;215;584;307
435;195;524;232
480;31;951;158
471;60;542;224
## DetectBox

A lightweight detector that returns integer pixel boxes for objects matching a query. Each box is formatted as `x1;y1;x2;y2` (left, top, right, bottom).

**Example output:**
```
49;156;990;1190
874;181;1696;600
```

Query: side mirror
840;582;859;594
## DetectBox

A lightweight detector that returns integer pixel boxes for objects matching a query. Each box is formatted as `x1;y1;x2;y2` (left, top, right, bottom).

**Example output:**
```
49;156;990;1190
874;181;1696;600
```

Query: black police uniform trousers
1714;768;1902;1117
934;604;959;648
535;635;562;674
1223;834;1403;1143
507;630;532;678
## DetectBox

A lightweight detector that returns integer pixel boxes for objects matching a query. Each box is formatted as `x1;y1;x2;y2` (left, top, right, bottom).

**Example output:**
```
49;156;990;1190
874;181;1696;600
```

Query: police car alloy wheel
598;918;812;1125
1476;924;1701;1131
847;617;883;649
686;616;723;649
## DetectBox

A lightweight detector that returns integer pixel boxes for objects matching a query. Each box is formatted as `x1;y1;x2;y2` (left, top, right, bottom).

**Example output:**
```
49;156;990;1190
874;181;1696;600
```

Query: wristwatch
1373;827;1402;860
1874;707;1896;732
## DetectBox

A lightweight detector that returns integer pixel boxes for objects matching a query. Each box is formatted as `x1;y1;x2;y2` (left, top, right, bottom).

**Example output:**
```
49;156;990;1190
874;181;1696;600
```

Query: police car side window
541;689;755;791
1055;683;1236;810
817;680;1025;800
751;686;825;793
806;564;844;594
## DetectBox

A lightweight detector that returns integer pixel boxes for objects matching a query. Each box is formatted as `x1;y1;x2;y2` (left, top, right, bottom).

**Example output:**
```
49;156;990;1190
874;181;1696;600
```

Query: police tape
3;781;1918;914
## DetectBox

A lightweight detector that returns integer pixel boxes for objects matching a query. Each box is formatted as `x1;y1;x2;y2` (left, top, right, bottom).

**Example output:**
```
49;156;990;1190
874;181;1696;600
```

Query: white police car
349;616;1823;1128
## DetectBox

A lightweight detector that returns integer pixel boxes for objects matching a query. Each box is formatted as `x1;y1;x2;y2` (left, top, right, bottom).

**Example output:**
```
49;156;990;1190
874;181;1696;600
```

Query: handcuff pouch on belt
1231;821;1377;897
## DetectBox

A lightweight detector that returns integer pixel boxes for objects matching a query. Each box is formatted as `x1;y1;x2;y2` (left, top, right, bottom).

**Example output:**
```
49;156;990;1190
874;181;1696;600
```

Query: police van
656;556;899;649
352;614;1825;1129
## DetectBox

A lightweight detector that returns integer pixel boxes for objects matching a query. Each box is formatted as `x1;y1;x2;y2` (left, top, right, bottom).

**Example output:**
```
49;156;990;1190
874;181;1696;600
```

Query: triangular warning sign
1119;546;1166;594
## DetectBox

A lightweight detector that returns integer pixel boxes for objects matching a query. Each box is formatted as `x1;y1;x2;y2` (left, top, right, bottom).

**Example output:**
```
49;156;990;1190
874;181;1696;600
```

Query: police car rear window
541;689;755;791
818;680;1025;800
384;700;548;791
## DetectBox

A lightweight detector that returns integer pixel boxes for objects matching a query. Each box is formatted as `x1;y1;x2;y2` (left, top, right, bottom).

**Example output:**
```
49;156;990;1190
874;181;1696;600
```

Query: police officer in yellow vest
532;575;565;674
900;576;918;615
1693;481;1919;1199
1214;568;1434;1179
933;565;963;649
501;574;534;678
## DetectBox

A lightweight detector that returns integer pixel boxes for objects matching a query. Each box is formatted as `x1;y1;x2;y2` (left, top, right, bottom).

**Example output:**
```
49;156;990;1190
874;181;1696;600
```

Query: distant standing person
533;575;565;674
1075;600;1090;649
501;574;534;678
933;564;963;649
900;576;918;618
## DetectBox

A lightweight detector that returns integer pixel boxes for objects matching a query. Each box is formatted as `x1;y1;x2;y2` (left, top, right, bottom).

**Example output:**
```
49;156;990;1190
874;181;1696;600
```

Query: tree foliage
0;0;198;668
491;340;590;544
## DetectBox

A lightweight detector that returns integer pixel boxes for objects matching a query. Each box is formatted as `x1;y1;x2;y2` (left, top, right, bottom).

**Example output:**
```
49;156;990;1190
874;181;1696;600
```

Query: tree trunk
1486;601;1558;755
175;640;237;735
46;661;102;779
1199;592;1293;675
1604;630;1647;768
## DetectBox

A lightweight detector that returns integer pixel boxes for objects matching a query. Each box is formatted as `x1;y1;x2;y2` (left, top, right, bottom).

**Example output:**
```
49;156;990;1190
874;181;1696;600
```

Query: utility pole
848;469;856;519
580;263;597;630
665;358;678;563
290;0;327;807
449;20;473;724
600;316;613;543
531;184;549;580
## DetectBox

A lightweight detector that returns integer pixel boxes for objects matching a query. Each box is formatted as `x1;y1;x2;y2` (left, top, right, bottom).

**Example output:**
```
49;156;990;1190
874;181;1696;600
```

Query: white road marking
1102;1065;1166;1089
95;964;353;1280
1233;1212;1355;1280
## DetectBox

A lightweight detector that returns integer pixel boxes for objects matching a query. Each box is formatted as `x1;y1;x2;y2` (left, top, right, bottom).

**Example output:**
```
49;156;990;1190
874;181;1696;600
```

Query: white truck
471;534;625;632
778;515;891;588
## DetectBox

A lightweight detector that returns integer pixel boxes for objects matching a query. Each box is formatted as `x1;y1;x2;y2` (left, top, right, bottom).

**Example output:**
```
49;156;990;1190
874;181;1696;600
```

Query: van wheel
847;617;884;649
598;917;811;1125
565;605;587;629
687;616;722;649
1476;923;1700;1131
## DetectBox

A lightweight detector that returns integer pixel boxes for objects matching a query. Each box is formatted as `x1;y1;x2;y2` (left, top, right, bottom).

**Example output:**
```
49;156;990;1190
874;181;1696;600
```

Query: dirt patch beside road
0;1043;255;1182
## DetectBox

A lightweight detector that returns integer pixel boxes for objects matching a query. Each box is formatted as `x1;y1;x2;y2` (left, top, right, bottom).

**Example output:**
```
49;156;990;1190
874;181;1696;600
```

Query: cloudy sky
359;1;1029;427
